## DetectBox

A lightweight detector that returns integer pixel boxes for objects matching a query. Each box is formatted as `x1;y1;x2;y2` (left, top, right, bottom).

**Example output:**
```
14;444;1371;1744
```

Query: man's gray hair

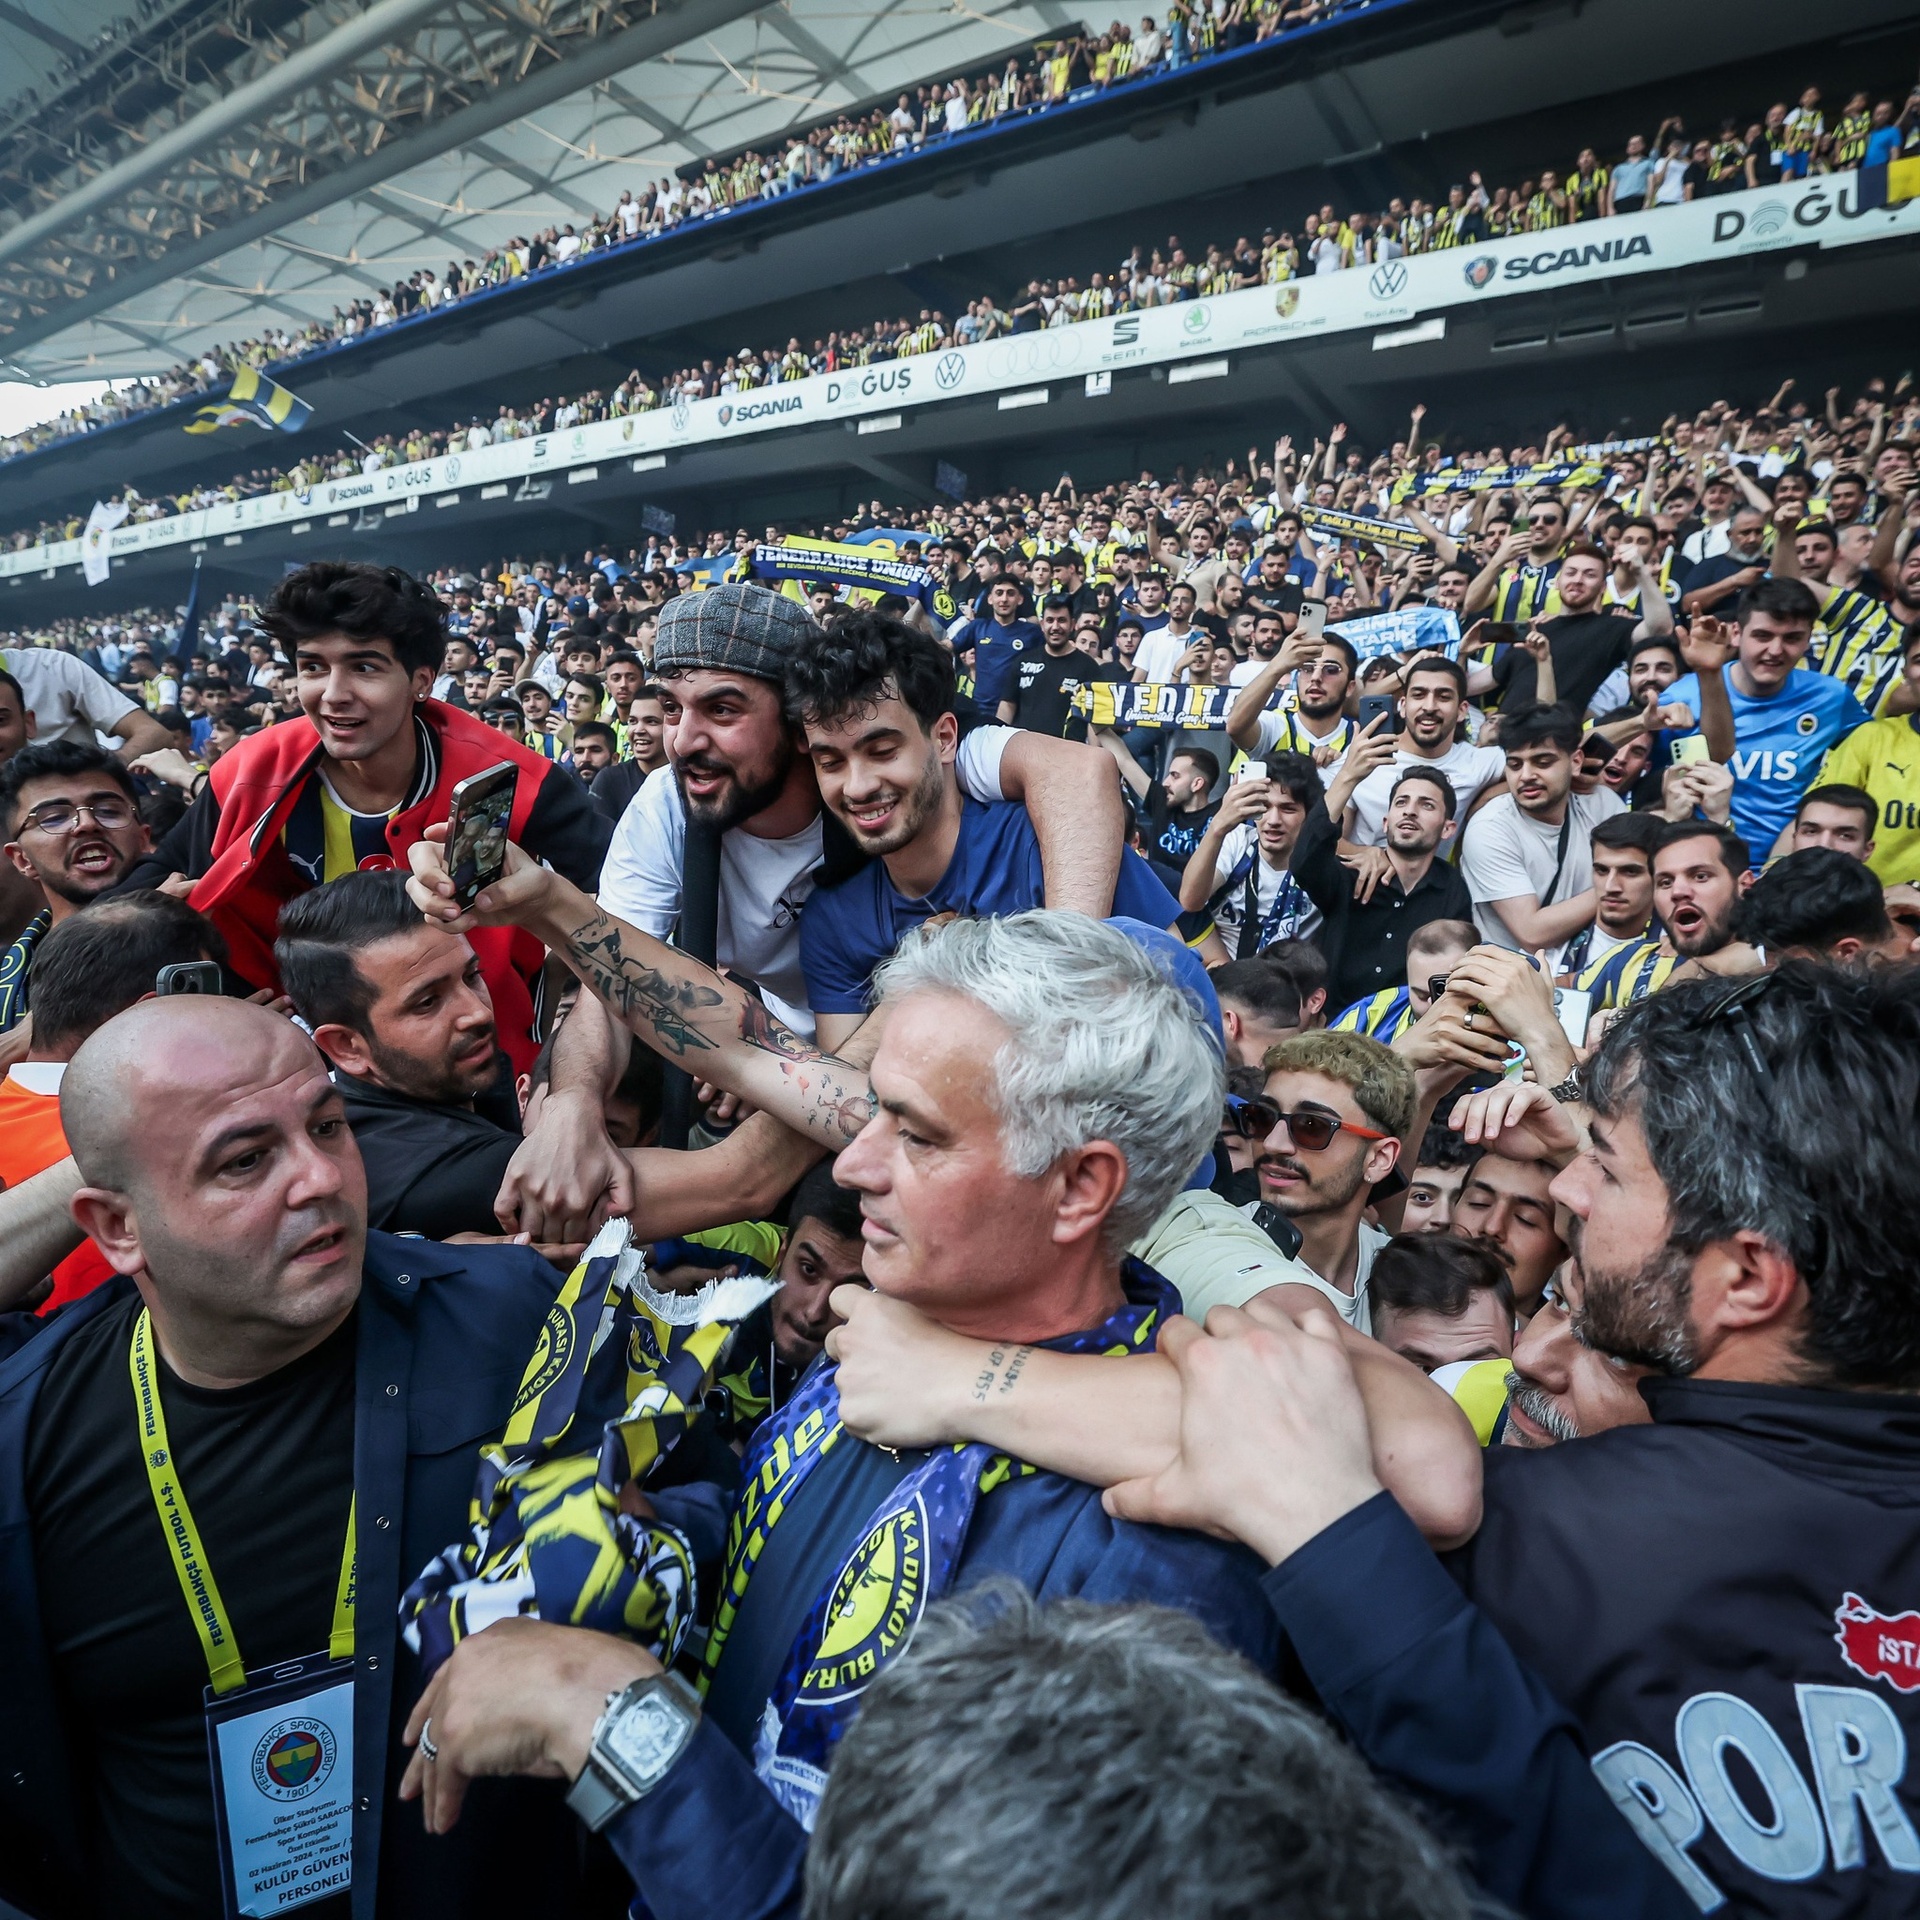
872;913;1222;1249
806;1589;1471;1920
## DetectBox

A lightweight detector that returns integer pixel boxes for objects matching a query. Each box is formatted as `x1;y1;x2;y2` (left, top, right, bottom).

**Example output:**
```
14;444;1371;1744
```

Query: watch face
604;1690;691;1782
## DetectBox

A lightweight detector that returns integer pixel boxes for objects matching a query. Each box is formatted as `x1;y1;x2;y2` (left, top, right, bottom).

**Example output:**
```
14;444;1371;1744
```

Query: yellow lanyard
130;1308;357;1696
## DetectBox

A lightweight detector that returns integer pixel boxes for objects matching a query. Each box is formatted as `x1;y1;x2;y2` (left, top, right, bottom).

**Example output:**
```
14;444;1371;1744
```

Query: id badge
205;1651;355;1918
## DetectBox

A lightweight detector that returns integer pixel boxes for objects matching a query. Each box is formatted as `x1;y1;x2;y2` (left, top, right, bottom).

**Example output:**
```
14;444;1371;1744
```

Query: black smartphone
156;961;223;997
445;761;518;908
1357;693;1403;734
1427;974;1450;1003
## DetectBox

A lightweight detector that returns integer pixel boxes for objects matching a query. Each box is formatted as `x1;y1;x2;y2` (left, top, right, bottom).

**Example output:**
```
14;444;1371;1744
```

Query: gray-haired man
396;906;1287;1913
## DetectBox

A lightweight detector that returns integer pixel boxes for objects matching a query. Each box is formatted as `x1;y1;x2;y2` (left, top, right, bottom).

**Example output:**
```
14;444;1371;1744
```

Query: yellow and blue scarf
723;1260;1177;1828
401;1219;777;1673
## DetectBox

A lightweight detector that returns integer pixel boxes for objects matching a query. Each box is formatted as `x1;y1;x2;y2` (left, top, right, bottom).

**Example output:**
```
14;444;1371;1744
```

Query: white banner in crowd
9;171;1919;586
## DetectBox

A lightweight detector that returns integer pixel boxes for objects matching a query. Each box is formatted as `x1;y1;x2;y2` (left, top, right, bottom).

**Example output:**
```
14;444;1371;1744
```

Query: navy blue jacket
0;1232;576;1920
607;1448;1280;1919
1266;1492;1696;1920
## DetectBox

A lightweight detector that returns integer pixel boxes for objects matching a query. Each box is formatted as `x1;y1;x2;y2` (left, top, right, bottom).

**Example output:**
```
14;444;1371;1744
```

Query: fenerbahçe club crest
797;1494;929;1705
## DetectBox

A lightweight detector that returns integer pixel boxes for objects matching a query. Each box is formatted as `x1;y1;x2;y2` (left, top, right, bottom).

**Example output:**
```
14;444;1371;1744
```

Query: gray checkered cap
651;581;820;684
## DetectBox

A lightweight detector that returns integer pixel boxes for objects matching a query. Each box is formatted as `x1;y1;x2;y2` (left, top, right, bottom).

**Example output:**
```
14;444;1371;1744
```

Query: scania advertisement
8;174;1918;582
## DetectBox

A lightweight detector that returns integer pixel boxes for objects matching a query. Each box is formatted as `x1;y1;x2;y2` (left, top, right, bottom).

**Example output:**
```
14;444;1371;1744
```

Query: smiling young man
1341;657;1509;848
119;561;609;1074
790;613;1178;1050
1661;581;1870;863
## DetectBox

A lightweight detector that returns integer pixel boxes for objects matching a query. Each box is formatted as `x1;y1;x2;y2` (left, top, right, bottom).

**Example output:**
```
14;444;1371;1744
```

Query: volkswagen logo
1462;254;1498;290
935;351;966;392
443;456;461;482
1369;261;1408;300
670;402;690;434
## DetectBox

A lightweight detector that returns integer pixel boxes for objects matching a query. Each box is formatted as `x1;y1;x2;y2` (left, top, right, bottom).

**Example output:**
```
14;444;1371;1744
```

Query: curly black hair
782;608;955;733
259;561;448;676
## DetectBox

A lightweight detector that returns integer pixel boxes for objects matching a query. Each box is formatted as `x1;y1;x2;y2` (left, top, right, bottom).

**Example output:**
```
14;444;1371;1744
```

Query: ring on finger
419;1720;440;1764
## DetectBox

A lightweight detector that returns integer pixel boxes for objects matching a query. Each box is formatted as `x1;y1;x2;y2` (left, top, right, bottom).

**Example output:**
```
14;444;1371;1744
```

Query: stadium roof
0;0;1087;382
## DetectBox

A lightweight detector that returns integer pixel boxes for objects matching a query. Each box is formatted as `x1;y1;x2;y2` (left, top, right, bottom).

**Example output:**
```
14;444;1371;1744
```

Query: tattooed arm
406;828;877;1148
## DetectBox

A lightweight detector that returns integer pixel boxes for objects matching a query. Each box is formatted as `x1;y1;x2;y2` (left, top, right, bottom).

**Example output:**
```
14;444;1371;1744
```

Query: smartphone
1426;974;1450;1003
1357;693;1403;734
1551;987;1593;1047
1236;759;1268;783
445;761;518;908
156;960;223;997
1296;601;1329;640
1671;733;1710;765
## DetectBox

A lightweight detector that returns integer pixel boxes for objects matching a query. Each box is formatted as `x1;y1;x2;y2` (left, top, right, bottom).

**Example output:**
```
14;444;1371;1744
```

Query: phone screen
446;762;519;907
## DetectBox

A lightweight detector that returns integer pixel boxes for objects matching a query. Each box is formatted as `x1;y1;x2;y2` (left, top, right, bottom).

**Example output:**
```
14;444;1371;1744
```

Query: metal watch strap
1547;1069;1583;1104
565;1671;702;1832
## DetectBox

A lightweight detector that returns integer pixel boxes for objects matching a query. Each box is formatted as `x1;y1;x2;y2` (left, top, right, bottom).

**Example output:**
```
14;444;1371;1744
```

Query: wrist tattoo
968;1344;1033;1405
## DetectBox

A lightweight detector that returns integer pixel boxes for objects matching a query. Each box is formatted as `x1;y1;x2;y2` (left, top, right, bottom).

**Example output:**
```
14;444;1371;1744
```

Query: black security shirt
27;1295;357;1920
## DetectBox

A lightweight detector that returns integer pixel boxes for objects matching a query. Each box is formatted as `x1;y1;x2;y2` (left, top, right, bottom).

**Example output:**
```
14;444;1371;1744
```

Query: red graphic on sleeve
1835;1593;1920;1693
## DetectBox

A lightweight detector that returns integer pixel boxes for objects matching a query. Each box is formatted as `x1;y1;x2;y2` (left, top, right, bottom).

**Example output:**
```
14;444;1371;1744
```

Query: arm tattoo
780;1059;878;1145
561;911;725;1058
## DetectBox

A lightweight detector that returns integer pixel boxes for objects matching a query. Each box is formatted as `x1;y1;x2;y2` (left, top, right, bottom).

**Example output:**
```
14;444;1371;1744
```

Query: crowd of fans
9;36;1917;490
0;328;1915;1915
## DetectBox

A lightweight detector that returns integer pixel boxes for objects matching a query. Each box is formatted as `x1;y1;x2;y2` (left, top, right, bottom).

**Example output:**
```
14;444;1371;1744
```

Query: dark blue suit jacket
0;1232;575;1920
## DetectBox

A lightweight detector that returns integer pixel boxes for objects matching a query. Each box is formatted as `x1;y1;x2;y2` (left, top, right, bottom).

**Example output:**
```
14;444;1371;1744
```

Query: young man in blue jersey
791;612;1179;1047
1662;578;1870;862
948;576;1040;713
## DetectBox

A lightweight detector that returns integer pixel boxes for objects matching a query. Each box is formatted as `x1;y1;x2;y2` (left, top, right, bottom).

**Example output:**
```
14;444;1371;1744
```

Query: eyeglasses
1223;1095;1391;1152
19;795;137;835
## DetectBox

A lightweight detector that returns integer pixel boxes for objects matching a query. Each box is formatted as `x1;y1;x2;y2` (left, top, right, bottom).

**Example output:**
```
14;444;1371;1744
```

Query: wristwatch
1547;1068;1583;1104
565;1671;703;1831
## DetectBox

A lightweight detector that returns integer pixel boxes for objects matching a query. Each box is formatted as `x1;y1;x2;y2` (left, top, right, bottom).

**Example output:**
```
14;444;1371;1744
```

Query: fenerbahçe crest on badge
798;1496;930;1705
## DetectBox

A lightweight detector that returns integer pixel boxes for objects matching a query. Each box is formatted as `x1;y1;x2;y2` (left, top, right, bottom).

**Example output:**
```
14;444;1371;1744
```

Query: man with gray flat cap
508;581;1134;1235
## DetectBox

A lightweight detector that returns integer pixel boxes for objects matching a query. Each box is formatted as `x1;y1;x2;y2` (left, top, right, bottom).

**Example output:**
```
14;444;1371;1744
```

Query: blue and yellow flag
184;363;313;435
1857;155;1920;211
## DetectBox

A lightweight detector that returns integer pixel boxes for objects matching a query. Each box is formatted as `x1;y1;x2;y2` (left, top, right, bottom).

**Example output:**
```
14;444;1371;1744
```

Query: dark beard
675;734;795;831
1570;1231;1700;1374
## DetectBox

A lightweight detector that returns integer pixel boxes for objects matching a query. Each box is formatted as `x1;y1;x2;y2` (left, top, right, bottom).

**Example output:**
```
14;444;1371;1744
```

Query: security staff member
0;998;580;1920
1448;966;1920;1917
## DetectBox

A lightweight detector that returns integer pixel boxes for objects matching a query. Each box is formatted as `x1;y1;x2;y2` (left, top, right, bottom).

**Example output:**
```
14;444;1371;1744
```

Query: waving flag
184;364;313;436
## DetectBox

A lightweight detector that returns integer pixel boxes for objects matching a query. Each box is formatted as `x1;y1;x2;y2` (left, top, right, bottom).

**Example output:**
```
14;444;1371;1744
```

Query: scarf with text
715;1260;1178;1830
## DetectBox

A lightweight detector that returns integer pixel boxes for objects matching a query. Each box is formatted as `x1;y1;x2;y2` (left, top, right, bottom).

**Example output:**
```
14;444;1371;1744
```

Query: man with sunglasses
0;743;154;1045
1247;1031;1413;1331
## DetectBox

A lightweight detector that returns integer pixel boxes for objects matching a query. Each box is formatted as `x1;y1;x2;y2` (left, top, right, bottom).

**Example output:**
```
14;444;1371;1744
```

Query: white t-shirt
1238;1210;1382;1334
597;728;1014;1037
1346;741;1509;847
1459;788;1625;966
618;198;642;237
1204;822;1322;957
1131;626;1198;684
0;646;137;748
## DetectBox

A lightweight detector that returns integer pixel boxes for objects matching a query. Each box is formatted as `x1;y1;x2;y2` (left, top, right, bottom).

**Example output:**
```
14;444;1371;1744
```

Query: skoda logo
1368;261;1408;300
1749;200;1788;238
717;404;733;426
1462;254;1498;289
1182;302;1211;335
934;351;966;392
